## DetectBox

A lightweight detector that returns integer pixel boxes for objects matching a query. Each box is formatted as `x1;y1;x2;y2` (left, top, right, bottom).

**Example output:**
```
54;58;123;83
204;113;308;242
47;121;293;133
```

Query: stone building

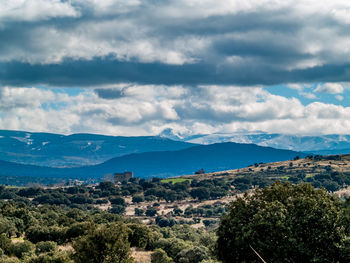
114;171;133;183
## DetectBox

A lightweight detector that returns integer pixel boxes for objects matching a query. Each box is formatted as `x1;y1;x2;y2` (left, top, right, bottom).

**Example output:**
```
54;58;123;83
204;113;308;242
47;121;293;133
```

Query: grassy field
161;178;192;184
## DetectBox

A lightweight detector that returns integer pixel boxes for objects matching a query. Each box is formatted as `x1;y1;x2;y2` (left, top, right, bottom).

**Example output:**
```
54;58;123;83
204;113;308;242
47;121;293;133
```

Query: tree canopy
217;182;350;263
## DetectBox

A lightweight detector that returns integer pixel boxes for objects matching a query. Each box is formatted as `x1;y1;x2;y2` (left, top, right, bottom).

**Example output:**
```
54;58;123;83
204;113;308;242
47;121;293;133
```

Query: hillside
160;130;350;154
182;154;350;192
88;142;305;178
0;142;304;185
0;130;194;167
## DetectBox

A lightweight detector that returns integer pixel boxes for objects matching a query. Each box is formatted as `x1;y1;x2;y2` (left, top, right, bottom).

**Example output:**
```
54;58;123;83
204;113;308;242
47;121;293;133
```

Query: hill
160;130;350;154
87;142;305;178
0;130;194;167
183;154;350;192
0;142;305;185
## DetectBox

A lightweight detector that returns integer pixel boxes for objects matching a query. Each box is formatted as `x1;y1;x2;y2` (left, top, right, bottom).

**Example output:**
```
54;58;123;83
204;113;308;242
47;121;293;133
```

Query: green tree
145;207;157;217
11;240;35;259
132;195;144;203
0;216;16;238
190;188;210;201
73;223;133;263
154;238;190;261
27;251;73;263
109;205;126;215
110;197;126;206
35;241;57;255
0;234;12;255
178;246;210;263
128;223;155;249
151;248;171;263
134;208;145;216
217;182;350;263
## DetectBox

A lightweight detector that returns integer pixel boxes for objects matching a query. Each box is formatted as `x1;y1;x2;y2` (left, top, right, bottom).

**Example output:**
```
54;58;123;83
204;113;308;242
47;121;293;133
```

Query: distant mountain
0;130;195;167
0;142;305;183
87;142;306;178
161;131;350;154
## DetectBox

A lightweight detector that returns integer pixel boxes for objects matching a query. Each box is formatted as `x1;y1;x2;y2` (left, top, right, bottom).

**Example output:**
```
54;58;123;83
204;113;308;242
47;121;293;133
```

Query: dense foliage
0;197;217;262
1;168;350;262
217;182;350;263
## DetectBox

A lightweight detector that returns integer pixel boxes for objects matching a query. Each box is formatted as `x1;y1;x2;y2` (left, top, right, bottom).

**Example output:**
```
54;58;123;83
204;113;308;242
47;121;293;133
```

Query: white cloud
299;92;317;99
0;0;79;23
287;84;303;91
314;83;344;94
2;85;350;136
335;95;344;101
287;84;316;99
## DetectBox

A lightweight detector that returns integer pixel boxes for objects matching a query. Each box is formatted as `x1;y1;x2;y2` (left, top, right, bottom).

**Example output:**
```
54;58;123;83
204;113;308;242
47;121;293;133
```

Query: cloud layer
2;0;350;86
1;85;350;136
2;1;350;136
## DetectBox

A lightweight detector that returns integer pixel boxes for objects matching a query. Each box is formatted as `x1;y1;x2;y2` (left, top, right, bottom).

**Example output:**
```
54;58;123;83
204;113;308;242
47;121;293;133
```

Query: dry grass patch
131;248;152;263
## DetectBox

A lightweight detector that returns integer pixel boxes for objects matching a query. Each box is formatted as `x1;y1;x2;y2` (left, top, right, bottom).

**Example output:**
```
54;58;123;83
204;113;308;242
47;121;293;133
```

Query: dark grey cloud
94;88;127;99
2;1;350;86
2;58;350;87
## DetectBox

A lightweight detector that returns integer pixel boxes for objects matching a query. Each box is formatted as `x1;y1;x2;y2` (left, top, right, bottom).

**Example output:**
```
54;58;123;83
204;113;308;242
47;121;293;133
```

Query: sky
2;0;350;136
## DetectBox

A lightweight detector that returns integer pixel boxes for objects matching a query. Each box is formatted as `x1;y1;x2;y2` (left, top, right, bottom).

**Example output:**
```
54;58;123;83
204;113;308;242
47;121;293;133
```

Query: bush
28;251;74;263
128;224;155;249
154;238;190;261
11;240;34;259
109;205;126;215
190;188;210;201
132;195;144;203
177;246;210;263
26;226;67;245
145;207;157;217
155;216;177;228
35;241;57;255
0;217;16;238
110;197;126;206
65;223;90;241
151;248;171;263
134;208;145;216
73;223;133;263
145;195;157;202
0;234;11;255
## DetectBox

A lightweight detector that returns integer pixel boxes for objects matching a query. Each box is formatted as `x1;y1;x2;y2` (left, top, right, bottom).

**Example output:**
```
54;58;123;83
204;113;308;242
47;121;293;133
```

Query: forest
0;180;350;262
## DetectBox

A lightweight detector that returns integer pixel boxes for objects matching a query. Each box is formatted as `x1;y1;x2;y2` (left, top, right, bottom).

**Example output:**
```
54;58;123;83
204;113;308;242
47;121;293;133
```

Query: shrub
132;195;144;203
151;248;171;263
35;241;57;255
11;240;35;259
73;223;133;263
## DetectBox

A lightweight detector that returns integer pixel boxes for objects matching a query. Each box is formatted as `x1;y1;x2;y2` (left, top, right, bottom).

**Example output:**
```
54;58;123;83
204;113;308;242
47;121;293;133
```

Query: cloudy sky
2;0;350;136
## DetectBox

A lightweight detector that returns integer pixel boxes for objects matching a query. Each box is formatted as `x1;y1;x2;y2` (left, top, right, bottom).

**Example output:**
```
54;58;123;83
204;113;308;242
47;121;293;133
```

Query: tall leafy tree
217;182;350;263
73;223;132;263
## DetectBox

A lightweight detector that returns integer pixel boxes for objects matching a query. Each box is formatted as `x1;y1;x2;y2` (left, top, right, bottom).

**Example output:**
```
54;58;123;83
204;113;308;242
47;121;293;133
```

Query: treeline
1;182;350;262
230;171;350;192
232;155;350;192
0;177;232;208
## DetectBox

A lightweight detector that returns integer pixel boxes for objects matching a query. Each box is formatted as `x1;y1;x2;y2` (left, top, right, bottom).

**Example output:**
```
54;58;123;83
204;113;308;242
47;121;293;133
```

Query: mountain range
159;129;350;155
0;130;194;167
2;129;350;185
0;142;304;182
